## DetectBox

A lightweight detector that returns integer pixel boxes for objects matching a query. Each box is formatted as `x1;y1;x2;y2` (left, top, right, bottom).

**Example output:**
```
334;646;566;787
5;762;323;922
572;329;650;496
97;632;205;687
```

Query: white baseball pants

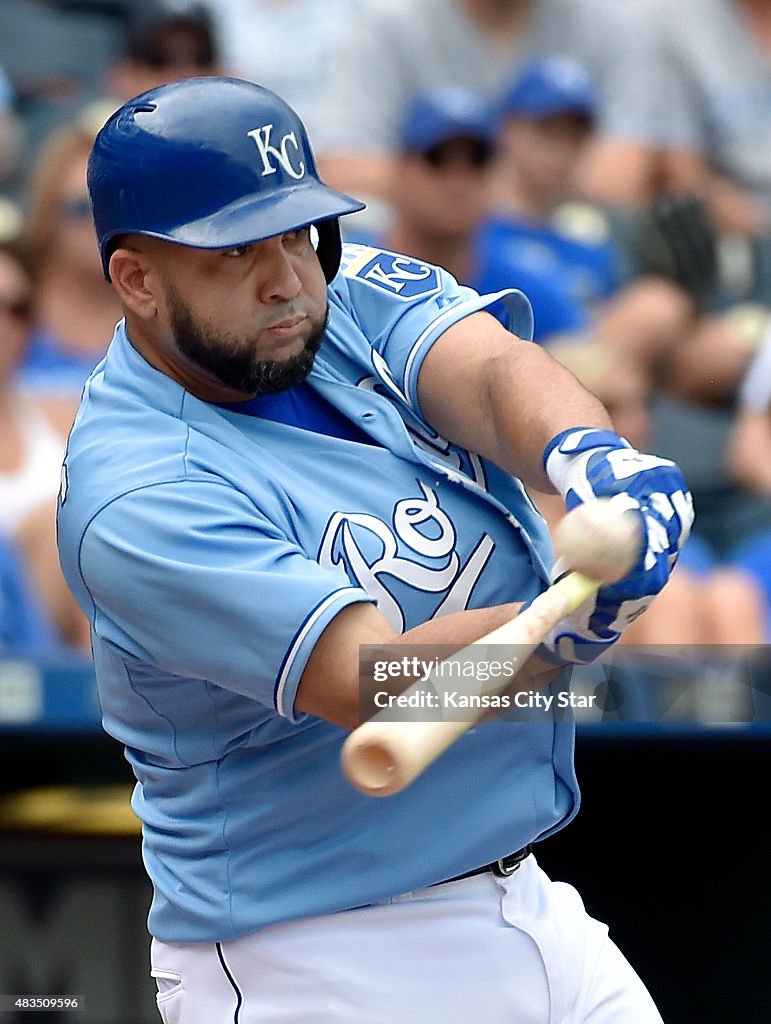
150;855;664;1023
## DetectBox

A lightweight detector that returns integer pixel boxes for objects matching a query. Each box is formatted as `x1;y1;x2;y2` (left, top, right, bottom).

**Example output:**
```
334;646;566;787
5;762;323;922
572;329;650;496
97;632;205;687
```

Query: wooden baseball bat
341;498;642;797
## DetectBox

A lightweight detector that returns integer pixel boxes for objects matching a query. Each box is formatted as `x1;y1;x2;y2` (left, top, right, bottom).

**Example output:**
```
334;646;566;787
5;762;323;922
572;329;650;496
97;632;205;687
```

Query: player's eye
284;226;312;245
223;244;252;258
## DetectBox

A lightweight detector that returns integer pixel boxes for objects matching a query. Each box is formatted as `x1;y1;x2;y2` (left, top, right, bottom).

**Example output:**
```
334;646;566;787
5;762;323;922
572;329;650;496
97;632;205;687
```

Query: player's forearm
296;599;560;730
394;601;520;646
485;344;614;489
420;314;614;491
391;606;564;722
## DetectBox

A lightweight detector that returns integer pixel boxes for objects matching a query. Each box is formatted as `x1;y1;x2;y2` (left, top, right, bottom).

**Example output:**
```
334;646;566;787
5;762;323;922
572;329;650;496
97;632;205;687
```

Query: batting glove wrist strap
534;630;620;667
528;629;620;669
544;427;632;506
526;574;622;667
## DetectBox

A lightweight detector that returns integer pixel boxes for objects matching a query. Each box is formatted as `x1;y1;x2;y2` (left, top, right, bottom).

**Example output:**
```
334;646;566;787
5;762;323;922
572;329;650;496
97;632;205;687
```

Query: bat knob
342;733;405;797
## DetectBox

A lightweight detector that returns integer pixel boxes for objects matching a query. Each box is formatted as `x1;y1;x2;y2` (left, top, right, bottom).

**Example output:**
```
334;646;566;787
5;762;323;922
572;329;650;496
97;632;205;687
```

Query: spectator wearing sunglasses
375;85;584;340
18;107;122;397
0;234;89;651
108;0;221;102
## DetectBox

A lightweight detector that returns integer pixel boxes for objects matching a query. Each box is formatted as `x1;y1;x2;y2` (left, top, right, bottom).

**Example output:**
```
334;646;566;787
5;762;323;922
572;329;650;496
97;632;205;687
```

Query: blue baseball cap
398;86;496;153
499;57;598;122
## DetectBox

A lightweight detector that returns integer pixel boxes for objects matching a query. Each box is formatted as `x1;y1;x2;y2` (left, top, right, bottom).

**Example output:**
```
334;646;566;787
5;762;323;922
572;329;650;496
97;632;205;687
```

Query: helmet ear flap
315;219;343;283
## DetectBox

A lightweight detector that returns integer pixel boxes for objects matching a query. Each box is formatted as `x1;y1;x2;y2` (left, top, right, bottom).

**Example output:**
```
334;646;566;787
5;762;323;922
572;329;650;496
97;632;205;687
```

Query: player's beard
165;283;328;396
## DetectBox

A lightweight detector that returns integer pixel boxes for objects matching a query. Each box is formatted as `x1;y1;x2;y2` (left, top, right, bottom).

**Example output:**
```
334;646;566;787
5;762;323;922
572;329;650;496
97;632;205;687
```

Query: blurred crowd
2;0;771;659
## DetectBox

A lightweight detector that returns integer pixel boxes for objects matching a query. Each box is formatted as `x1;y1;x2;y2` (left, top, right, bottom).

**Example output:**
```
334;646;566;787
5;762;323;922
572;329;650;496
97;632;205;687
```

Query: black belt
433;845;532;886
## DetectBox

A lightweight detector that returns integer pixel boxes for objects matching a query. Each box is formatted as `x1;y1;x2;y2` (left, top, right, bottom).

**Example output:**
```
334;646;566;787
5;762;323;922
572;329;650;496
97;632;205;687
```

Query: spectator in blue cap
489;57;618;312
373;84;584;340
498;54;597;123
397;85;497;156
383;86;496;282
484;56;694;366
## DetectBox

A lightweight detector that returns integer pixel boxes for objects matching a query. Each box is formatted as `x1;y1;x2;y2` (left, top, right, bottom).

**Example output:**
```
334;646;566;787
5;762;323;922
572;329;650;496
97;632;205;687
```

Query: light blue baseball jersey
57;244;579;942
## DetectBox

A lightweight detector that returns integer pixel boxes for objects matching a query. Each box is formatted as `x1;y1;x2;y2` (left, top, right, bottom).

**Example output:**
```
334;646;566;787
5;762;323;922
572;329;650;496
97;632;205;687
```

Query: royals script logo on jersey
317;481;494;632
247;123;306;180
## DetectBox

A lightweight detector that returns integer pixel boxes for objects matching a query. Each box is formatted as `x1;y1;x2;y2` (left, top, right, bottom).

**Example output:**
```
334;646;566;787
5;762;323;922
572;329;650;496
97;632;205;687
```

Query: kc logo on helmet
247;123;306;180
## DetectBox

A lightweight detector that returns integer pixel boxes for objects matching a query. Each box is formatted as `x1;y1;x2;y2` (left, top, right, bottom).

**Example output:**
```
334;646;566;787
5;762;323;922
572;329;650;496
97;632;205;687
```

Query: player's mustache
263;303;304;330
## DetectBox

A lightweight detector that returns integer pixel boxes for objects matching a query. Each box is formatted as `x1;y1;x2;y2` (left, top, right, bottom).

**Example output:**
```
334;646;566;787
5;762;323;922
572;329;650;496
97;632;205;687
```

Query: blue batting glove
538;427;694;664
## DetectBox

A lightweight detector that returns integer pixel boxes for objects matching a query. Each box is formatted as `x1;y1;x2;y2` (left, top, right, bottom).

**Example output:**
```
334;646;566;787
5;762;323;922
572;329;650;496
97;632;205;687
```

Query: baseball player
57;77;693;1023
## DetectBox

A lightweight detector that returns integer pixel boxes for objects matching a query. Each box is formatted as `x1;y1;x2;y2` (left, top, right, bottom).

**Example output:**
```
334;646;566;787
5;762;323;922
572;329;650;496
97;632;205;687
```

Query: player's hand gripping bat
341;497;643;797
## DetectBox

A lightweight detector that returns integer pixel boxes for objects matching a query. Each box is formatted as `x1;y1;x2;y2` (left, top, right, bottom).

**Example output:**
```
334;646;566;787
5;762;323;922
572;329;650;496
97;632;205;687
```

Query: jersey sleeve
334;244;534;412
78;479;374;721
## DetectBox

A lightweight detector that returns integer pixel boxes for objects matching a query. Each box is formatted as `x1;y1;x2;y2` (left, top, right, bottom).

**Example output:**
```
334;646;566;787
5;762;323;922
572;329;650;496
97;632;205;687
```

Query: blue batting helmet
88;77;365;283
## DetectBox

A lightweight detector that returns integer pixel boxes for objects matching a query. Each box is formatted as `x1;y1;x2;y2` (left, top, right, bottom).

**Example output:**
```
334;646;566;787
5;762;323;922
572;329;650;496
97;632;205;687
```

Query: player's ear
108;244;159;320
